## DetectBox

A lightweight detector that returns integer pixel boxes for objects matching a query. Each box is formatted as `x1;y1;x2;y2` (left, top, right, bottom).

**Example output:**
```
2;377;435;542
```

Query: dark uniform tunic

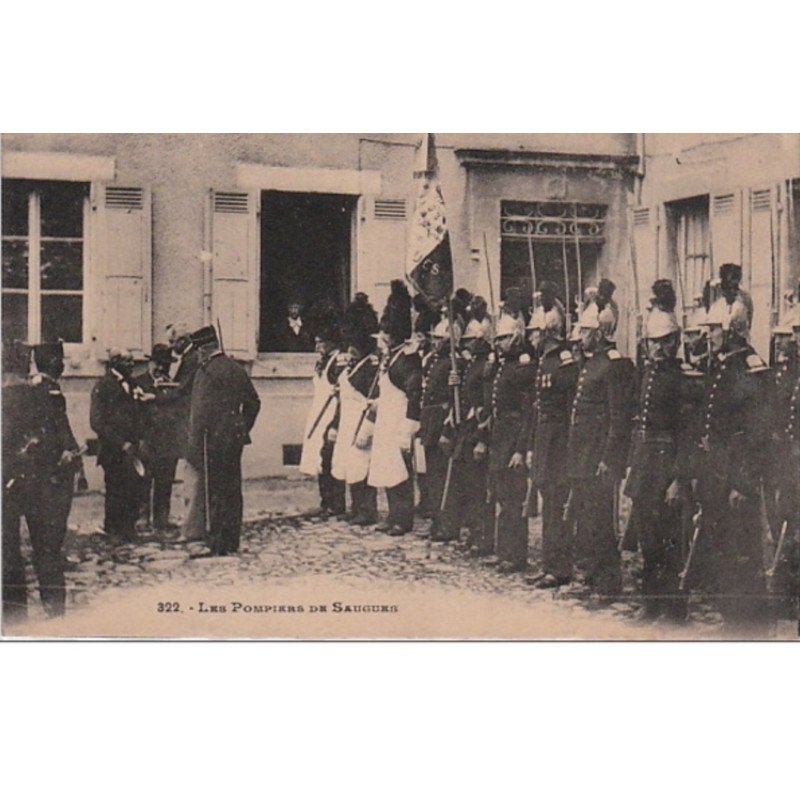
2;382;46;622
90;369;146;542
624;358;686;618
767;356;800;608
138;368;184;530
442;344;493;552
566;344;633;596
694;345;769;623
484;353;536;570
529;344;579;581
187;350;261;554
418;349;461;538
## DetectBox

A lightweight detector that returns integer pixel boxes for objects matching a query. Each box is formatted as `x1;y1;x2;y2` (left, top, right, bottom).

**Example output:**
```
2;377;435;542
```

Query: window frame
1;178;93;349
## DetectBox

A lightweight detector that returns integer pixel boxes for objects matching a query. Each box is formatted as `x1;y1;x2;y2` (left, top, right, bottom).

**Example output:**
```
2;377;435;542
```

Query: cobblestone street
11;477;775;638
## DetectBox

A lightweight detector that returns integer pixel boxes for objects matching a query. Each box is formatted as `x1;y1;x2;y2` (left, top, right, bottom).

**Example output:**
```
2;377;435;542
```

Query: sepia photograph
1;131;798;640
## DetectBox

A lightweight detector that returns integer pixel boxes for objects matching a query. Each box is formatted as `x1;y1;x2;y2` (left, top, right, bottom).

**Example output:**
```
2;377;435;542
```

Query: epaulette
559;351;575;366
607;349;622;361
403;339;421;355
519;353;531;364
746;353;769;373
30;374;43;385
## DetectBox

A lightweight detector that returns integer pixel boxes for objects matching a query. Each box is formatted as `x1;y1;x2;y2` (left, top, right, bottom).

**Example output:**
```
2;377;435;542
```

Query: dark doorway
260;191;355;352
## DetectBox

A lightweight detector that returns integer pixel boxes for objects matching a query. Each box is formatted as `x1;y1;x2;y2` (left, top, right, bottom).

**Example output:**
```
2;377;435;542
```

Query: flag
407;133;453;304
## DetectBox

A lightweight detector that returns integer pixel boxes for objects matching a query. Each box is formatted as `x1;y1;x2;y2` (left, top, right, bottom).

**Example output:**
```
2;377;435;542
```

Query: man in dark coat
566;300;633;599
478;314;536;573
90;348;150;544
138;344;183;535
26;342;81;617
417;316;462;541
624;281;687;620
525;292;578;589
765;308;800;612
2;341;42;623
186;325;261;555
270;300;314;352
694;298;770;627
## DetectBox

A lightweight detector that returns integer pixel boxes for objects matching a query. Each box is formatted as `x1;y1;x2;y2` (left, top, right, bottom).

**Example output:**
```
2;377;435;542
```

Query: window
667;195;710;307
500;200;606;320
2;179;89;344
259;191;356;353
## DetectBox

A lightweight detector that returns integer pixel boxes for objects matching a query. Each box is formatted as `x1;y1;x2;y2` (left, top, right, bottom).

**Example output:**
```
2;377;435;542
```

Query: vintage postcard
2;132;798;640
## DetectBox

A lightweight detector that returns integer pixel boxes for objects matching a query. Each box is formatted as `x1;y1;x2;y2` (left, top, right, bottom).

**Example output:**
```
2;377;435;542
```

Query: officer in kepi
2;341;41;623
525;283;578;589
186;325;261;556
624;280;687;621
694;293;770;628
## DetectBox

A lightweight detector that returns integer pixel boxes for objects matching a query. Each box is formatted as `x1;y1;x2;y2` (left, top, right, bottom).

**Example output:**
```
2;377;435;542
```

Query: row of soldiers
302;266;799;626
2;323;260;623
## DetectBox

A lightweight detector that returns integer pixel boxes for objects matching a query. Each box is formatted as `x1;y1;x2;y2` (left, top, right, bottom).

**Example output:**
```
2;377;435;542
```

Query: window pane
41;241;83;290
1;180;29;236
41;294;82;343
2;293;28;342
2;240;29;289
40;181;87;238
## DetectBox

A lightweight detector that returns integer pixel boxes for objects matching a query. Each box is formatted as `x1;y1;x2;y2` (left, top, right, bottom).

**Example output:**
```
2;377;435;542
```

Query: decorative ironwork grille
500;201;607;243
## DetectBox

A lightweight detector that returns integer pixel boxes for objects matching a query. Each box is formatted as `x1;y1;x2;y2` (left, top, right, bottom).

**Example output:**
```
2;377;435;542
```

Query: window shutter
746;186;776;357
709;189;742;269
208;190;259;359
92;184;152;358
631;206;657;310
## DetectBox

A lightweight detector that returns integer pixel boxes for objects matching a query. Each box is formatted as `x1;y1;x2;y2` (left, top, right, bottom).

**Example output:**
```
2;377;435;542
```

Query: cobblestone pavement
14;503;784;639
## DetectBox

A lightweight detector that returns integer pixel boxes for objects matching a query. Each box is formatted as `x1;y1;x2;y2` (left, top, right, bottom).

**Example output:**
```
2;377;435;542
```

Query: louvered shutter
746;187;776;357
92;184;152;358
208;190;259;359
709;190;742;271
631;206;657;311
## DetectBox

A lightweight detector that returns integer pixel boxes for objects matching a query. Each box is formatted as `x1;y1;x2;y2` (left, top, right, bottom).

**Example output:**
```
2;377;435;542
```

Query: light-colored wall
3;133;636;484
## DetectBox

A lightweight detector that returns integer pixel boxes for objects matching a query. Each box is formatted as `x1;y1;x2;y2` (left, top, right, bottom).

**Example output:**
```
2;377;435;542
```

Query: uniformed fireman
2;341;42;623
299;305;346;518
624;281;687;620
565;299;633;599
417;315;463;541
764;303;800;611
693;297;770;625
524;286;578;589
368;281;423;536
330;293;381;526
477;313;536;573
441;316;495;555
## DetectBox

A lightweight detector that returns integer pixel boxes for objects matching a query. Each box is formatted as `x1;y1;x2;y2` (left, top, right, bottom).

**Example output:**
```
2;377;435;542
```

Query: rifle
306;387;338;441
765;519;789;593
678;510;703;591
351;368;380;446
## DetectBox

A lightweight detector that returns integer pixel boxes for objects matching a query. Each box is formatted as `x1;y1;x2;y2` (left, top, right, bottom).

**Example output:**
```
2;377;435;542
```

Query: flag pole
482;231;497;316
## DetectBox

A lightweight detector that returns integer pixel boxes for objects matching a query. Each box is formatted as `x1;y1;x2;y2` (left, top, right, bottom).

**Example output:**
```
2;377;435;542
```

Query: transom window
2;179;88;344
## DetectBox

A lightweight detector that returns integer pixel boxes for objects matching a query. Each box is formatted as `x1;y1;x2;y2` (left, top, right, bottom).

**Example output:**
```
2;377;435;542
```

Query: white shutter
92;184;152;358
208;190;259;359
709;190;743;270
632;206;657;311
746;186;776;357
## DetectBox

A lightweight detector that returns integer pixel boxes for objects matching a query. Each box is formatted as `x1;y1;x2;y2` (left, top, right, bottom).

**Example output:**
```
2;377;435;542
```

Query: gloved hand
473;441;487;461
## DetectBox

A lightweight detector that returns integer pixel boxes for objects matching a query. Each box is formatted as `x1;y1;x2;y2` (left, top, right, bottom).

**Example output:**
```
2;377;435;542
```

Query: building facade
2;133;797;486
